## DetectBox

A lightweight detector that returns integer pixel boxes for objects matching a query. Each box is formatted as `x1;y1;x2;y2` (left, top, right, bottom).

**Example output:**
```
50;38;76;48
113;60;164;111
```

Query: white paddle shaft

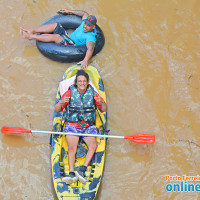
31;130;124;139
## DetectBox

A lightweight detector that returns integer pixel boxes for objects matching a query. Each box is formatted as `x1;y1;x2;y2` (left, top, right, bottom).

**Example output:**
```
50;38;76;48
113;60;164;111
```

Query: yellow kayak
51;65;107;200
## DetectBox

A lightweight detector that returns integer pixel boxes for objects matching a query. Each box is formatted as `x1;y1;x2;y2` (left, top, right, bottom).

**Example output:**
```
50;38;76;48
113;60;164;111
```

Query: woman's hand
61;95;70;104
94;94;105;104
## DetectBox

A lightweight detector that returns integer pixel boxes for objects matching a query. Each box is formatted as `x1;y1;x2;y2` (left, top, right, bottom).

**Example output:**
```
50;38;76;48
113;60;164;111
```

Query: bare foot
20;27;34;35
20;28;33;40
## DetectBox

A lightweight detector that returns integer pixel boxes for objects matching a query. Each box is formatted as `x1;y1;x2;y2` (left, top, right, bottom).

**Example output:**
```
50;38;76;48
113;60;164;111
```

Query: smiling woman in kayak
54;70;107;184
20;9;97;70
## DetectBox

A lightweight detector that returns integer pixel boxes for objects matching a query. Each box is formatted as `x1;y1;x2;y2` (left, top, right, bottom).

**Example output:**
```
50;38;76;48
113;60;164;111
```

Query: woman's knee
68;145;77;154
88;142;97;152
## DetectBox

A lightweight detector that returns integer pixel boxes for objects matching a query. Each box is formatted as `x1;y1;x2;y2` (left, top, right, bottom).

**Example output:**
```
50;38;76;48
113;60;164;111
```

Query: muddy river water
0;0;200;199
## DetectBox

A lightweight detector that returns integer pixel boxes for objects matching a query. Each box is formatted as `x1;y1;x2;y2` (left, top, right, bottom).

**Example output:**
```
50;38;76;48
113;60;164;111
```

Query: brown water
1;0;200;199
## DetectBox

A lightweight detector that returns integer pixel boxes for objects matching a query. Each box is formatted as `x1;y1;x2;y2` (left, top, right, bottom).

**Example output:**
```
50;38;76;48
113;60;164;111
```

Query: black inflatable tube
36;14;105;63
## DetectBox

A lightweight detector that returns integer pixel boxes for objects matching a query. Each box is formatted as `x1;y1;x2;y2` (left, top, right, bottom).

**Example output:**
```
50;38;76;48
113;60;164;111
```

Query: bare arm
78;42;95;70
94;94;108;112
54;101;64;112
59;9;89;19
54;95;70;112
100;101;107;112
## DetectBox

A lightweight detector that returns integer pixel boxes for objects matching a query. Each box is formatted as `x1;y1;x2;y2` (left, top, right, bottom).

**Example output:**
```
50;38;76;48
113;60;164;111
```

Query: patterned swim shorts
63;124;98;141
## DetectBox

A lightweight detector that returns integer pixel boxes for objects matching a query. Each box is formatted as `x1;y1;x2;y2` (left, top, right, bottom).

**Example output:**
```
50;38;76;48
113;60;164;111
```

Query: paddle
1;126;155;144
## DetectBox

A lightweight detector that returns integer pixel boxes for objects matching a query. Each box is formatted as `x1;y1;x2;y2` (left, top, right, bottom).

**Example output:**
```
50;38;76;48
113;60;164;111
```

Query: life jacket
65;85;96;123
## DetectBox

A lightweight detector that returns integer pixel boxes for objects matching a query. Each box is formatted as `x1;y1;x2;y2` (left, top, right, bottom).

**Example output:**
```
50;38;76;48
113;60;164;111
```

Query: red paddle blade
125;134;155;144
1;126;31;134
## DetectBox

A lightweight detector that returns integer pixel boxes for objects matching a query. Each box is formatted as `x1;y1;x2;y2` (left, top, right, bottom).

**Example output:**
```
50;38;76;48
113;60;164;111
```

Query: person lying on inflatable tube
20;9;97;70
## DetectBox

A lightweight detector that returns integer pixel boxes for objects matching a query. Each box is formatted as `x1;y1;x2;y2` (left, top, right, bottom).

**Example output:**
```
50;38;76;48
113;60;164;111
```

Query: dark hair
74;70;89;84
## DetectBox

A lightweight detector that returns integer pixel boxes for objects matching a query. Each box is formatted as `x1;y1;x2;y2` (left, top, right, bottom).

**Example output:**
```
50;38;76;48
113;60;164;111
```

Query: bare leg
22;32;63;43
20;23;63;43
20;23;58;34
20;31;63;44
66;135;79;172
83;137;97;167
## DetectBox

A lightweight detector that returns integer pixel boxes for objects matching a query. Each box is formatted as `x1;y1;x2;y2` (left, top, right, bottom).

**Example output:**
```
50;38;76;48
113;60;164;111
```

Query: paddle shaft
1;126;155;143
31;130;124;139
